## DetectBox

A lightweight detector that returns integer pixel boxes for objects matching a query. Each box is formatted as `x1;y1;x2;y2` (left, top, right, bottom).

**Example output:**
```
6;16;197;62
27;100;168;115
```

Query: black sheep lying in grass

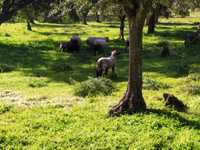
163;93;188;112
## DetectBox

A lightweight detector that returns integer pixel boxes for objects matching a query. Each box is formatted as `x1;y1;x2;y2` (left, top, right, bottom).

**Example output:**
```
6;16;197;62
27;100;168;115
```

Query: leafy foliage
75;77;115;97
0;64;14;73
29;78;49;88
51;62;73;73
183;84;200;95
143;78;170;91
0;103;12;114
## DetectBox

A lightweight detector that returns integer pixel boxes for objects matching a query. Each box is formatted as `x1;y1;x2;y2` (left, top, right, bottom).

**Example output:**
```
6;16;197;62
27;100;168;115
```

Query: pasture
0;17;200;149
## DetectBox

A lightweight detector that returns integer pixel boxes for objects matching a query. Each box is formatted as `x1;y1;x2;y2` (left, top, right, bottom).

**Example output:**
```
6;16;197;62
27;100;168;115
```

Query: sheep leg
105;68;109;75
112;66;115;74
96;68;102;77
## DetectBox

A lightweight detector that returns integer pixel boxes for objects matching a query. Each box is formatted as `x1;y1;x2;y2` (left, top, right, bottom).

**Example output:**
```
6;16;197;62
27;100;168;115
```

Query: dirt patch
0;90;24;103
0;90;83;107
51;96;83;108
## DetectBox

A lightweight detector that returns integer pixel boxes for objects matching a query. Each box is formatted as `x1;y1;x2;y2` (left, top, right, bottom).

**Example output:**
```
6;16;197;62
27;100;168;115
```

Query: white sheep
87;37;109;54
96;50;118;77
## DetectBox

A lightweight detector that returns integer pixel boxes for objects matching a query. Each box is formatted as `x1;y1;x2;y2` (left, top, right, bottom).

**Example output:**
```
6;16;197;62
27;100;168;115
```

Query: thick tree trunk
96;11;101;23
110;14;146;116
119;15;126;41
146;14;150;25
147;12;156;34
26;19;32;31
69;8;80;22
82;15;87;25
0;0;35;24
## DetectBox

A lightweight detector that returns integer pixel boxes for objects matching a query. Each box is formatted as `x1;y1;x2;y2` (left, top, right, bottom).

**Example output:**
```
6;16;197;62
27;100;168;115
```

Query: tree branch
0;0;35;24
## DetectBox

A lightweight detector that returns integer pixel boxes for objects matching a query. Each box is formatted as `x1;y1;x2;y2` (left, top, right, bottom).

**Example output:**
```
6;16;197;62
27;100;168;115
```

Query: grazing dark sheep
96;50;118;77
87;37;109;55
161;45;170;57
59;36;81;53
163;93;187;112
70;35;81;52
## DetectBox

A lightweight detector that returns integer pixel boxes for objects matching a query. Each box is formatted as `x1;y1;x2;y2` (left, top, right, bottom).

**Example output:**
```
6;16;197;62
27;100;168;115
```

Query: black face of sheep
59;42;69;52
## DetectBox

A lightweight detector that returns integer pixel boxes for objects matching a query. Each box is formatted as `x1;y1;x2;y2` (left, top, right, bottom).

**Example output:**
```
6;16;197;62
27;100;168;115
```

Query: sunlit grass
0;17;200;149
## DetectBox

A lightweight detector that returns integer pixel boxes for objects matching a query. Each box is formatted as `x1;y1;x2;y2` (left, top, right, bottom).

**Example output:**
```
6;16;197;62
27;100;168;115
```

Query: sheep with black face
59;35;81;53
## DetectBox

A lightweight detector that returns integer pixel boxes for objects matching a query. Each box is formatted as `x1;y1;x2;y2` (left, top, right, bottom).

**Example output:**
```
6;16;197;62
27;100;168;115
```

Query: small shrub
29;78;49;88
187;73;200;82
32;69;48;77
169;63;189;75
183;84;200;95
75;77;115;97
51;62;73;72
176;63;189;75
189;65;200;73
4;33;11;37
143;79;170;91
0;104;12;114
0;64;14;73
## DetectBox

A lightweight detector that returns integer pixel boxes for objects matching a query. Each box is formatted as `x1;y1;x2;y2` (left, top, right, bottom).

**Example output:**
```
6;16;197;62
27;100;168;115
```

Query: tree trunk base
109;92;146;116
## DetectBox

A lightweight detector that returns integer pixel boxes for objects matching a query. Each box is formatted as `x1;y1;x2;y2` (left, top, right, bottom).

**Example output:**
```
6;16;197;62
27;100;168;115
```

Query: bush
0;104;12;114
32;69;48;77
4;33;11;37
183;84;200;95
51;62;73;72
189;65;200;74
143;79;170;91
0;64;14;73
75;77;115;97
169;63;189;75
29;78;49;88
176;63;189;75
187;73;200;82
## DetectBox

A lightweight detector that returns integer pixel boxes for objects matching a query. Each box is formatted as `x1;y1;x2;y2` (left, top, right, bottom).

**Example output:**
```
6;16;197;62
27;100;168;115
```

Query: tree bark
26;19;32;31
0;0;35;24
96;11;101;23
110;10;146;116
147;12;156;34
83;15;87;25
119;15;126;41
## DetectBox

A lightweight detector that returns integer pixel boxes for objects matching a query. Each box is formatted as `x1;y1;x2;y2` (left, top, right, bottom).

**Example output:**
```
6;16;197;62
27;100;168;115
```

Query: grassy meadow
0;17;200;149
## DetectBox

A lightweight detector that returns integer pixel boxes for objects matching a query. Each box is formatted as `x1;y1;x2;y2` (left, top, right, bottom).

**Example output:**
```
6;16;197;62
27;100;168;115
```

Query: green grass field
0;17;200;149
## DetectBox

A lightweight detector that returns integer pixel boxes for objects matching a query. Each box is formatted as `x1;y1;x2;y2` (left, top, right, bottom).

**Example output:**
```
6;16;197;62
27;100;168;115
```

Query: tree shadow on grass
158;22;194;26
146;108;200;130
0;31;199;84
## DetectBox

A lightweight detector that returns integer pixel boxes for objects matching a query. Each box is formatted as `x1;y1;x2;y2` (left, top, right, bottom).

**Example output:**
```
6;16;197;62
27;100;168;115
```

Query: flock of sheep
58;24;200;77
59;36;117;77
59;36;109;55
